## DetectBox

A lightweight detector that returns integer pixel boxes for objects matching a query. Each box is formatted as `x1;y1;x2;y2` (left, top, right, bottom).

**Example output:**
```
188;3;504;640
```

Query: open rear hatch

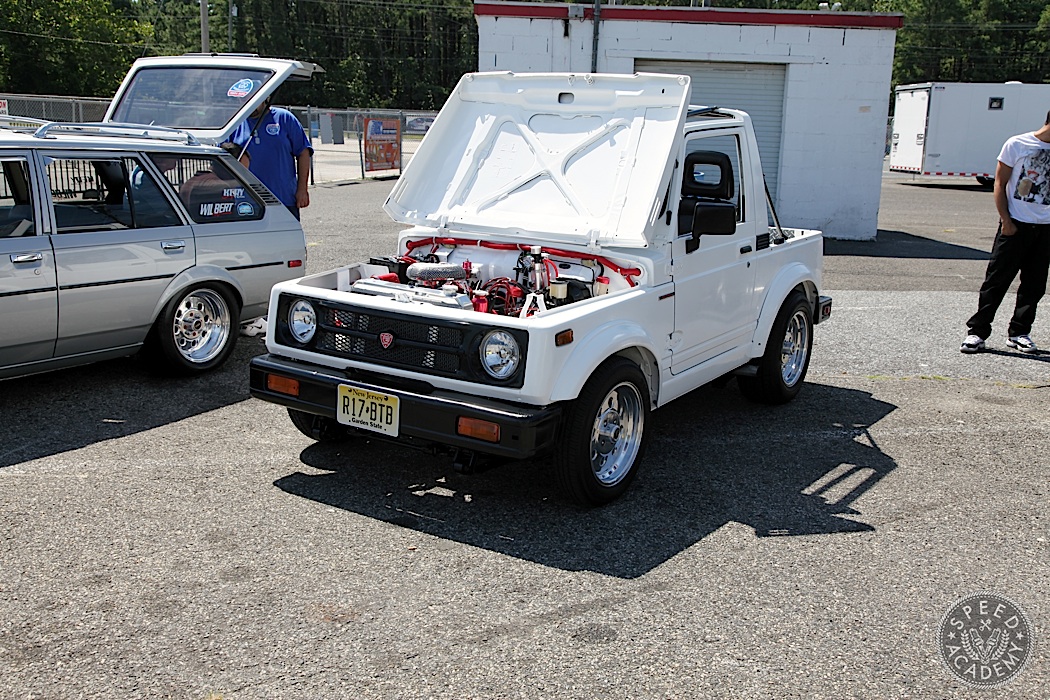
103;54;324;144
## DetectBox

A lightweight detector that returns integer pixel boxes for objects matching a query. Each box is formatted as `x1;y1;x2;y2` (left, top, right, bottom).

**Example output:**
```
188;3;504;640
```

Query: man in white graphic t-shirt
961;111;1050;354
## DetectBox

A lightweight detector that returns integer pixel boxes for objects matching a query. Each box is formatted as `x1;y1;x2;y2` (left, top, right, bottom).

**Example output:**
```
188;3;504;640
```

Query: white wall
477;11;897;240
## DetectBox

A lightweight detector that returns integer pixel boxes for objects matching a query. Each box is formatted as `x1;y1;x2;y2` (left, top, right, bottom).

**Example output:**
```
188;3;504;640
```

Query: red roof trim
474;2;903;29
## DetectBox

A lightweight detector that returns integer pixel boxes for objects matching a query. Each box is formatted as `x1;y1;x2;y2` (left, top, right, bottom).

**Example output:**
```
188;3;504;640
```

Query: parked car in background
405;116;435;134
0;54;324;379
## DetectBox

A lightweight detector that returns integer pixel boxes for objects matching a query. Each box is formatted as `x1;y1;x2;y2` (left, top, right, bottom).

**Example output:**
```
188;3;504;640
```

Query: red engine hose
403;237;642;287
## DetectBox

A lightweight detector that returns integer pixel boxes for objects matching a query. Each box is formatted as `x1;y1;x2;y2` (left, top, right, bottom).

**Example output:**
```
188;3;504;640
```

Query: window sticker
227;79;255;98
237;202;255;216
199;202;236;217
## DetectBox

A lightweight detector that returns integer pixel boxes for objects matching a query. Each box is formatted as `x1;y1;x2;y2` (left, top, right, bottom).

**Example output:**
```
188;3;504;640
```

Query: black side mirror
686;200;737;252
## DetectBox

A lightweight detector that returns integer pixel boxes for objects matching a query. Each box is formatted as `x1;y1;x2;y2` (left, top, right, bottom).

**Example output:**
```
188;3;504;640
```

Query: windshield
109;67;276;129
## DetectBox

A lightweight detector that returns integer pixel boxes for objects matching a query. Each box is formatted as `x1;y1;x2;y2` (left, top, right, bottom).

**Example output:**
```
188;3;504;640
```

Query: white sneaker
960;334;985;354
240;317;267;337
1007;334;1037;353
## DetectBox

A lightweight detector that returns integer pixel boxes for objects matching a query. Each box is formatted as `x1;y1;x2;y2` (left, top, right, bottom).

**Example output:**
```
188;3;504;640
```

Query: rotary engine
352;239;636;318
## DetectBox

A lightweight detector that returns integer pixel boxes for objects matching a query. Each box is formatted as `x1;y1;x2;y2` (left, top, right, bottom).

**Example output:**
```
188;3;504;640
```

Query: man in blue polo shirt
231;97;312;220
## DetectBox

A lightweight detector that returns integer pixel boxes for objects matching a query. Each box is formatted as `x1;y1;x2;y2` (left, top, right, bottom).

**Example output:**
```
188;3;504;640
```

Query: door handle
739;244;753;254
161;240;186;251
10;252;43;263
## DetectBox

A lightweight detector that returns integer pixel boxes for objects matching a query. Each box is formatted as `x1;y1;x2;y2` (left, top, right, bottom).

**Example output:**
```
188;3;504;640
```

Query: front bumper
249;353;562;460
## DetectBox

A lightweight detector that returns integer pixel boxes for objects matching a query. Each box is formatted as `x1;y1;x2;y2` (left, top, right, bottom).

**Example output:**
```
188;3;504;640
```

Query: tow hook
451;448;490;474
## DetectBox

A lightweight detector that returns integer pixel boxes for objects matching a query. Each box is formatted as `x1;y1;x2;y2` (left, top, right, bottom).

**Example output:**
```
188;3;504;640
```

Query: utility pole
591;0;601;74
200;0;210;53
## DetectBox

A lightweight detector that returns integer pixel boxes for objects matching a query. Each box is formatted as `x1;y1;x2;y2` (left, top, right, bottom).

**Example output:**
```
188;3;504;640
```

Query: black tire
738;290;813;405
146;283;239;375
554;357;650;506
287;408;350;442
976;176;995;188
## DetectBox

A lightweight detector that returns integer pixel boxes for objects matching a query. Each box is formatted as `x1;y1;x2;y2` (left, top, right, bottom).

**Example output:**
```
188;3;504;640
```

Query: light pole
200;0;210;53
228;3;236;51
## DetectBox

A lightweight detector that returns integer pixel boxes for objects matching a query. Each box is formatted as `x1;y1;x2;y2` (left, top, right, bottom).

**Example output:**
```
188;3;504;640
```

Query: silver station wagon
0;55;321;379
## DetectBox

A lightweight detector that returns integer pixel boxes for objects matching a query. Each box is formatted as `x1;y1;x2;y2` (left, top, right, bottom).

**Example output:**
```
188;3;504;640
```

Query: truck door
0;154;55;369
670;130;757;375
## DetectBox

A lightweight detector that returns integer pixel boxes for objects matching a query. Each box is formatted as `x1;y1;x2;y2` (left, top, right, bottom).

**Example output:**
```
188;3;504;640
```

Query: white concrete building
474;2;902;240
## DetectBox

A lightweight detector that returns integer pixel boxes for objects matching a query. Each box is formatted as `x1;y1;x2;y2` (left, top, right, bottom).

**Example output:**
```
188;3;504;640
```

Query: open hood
103;54;324;144
384;72;690;249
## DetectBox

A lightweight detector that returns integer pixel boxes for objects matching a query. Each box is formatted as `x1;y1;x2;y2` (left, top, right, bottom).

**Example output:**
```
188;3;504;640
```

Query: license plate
336;385;399;437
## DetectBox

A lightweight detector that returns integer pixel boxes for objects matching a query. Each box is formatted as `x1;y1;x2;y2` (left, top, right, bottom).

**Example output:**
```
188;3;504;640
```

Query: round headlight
480;330;520;380
288;299;317;343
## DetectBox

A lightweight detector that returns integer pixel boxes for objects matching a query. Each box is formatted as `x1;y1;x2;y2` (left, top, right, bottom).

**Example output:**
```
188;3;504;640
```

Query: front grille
276;294;528;387
314;306;465;375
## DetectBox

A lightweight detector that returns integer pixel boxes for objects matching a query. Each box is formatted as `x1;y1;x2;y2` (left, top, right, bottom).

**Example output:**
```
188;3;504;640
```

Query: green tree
0;0;150;96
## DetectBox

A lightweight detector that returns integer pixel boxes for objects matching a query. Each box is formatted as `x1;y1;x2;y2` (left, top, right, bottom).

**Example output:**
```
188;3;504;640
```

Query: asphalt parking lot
1;171;1047;699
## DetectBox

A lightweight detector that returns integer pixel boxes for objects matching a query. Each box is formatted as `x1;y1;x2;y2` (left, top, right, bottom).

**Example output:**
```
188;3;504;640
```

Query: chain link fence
0;93;435;185
0;93;110;123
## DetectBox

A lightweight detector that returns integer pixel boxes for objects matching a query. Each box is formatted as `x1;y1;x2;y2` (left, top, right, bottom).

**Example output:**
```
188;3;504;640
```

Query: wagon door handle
739;244;753;254
161;240;186;251
10;252;43;263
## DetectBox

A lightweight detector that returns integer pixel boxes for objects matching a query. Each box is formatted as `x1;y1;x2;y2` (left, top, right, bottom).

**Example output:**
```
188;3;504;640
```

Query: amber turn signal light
266;374;300;397
555;329;573;346
457;416;500;443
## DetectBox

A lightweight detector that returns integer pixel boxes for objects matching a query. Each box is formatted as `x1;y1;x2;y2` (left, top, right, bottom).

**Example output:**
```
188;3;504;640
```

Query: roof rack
32;122;200;146
0;115;49;132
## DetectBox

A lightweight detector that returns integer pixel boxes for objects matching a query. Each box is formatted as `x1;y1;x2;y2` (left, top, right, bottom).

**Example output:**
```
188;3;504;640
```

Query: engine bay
349;237;644;318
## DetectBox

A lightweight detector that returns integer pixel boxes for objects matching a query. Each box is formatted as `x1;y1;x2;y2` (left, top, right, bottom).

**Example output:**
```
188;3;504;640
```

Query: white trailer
889;81;1050;186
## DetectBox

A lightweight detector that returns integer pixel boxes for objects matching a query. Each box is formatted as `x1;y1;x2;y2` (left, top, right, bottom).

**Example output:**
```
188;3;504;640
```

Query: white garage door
635;60;786;198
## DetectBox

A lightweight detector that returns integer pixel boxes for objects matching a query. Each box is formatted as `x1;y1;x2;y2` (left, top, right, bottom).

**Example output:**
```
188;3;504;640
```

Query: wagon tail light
288;259;303;268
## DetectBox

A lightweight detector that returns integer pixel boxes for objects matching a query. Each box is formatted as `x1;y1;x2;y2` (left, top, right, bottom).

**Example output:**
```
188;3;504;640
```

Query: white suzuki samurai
250;72;831;505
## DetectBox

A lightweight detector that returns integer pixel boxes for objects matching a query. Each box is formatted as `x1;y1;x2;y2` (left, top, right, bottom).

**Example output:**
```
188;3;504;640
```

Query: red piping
403;237;643;287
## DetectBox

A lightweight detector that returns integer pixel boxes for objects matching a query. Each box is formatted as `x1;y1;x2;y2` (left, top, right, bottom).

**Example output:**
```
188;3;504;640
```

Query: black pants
967;220;1050;339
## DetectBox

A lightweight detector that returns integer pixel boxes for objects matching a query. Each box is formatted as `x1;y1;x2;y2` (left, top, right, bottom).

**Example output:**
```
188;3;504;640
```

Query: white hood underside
384;72;690;249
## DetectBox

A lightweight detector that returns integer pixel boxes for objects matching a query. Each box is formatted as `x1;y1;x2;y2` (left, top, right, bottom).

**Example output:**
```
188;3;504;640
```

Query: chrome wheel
555;358;650;505
780;309;810;388
737;290;812;405
589;381;645;486
171;289;232;364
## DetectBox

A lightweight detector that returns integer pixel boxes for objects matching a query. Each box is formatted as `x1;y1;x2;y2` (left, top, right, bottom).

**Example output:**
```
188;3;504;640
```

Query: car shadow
824;229;989;261
274;381;897;579
0;337;263;468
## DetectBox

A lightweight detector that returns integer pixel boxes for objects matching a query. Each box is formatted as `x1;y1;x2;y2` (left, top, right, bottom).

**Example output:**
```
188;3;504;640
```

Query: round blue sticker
227;79;255;98
237;202;255;217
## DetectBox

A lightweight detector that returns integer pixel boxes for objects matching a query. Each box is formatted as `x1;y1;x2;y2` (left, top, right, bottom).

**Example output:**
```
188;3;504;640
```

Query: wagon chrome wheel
780;308;811;388
146;284;240;375
172;288;232;364
590;381;645;486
